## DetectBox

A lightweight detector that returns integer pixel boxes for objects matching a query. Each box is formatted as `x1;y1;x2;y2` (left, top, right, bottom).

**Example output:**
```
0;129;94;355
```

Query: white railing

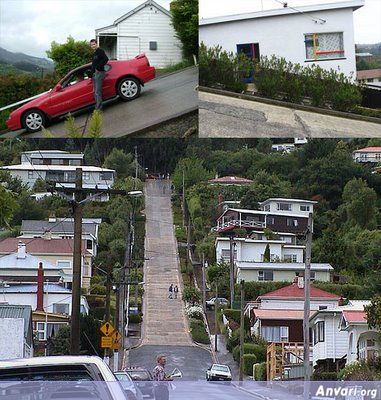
211;219;265;232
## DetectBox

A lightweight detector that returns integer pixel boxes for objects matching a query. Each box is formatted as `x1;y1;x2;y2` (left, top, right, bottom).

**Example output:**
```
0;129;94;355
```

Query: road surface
3;67;198;139
199;91;381;137
127;179;212;380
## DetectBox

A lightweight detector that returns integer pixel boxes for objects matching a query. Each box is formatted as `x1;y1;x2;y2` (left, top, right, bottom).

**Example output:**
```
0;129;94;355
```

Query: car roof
0;355;106;368
212;364;230;368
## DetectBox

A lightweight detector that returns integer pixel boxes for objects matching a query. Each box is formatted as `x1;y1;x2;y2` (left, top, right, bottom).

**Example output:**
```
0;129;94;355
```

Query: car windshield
114;373;132;382
212;365;229;372
126;370;151;380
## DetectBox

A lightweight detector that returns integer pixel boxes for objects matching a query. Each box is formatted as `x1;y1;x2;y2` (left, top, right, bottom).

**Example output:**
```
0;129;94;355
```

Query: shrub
189;319;210;344
232;345;240;362
226;329;240;352
182;286;201;304
232;343;264;362
254;362;267;381
312;371;338;381
338;360;381;381
331;84;362;112
128;314;142;324
243;354;257;375
185;305;204;320
353;106;381;118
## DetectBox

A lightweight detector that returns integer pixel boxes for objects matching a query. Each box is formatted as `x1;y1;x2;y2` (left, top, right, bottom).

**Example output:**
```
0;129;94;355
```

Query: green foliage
170;0;198;60
199;44;252;92
47;325;70;355
64;113;82;137
338;360;381;381
353;106;381;119
312;282;367;300
128;314;142;324
46;36;93;77
90;283;106;295
103;149;134;179
32;178;47;192
87;110;103;138
233;343;262;364
207;262;230;299
365;296;381;330
226;329;240;352
0;110;10;130
243;354;258;376
182;285;201;304
312;370;338;381
243;281;289;302
0;186;19;228
172;157;214;192
254;362;267;381
189;318;210;344
263;244;270;262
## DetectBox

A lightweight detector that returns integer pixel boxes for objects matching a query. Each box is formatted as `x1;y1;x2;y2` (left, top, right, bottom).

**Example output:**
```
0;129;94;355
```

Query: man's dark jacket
91;48;109;75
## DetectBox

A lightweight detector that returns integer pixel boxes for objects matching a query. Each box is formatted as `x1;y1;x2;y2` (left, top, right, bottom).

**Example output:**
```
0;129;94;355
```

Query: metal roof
0;252;58;270
2;283;71;293
0;304;32;340
21;220;97;237
237;262;333;271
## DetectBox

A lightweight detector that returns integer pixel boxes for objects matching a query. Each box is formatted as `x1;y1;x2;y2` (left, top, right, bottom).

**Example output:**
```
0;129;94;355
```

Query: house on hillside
352;147;381;163
357;69;381;87
200;0;364;77
208;176;254;186
95;0;183;67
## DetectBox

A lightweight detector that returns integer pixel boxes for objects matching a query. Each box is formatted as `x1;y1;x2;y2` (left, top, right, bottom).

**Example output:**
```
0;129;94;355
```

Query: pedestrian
174;285;179;299
168;284;173;299
153;355;172;400
90;39;109;110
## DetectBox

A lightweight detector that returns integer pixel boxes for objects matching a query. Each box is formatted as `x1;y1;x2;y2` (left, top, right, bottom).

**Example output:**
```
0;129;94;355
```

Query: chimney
297;276;304;289
36;262;44;311
17;242;26;259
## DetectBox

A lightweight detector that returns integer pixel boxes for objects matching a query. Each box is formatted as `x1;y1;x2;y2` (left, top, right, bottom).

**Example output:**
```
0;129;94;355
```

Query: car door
101;64;114;99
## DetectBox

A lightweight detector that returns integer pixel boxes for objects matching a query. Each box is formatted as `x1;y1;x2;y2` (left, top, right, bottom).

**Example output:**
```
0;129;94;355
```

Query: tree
46;36;93;77
0;187;18;228
342;178;378;230
365;296;381;331
103;148;134;179
170;0;198;60
263;244;270;262
172;157;214;192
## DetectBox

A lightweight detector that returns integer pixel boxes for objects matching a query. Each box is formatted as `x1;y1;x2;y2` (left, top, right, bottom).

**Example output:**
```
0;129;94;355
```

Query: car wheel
117;77;141;101
22;109;46;133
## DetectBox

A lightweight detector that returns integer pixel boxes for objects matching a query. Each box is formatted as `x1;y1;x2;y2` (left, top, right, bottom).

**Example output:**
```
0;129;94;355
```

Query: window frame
304;32;345;62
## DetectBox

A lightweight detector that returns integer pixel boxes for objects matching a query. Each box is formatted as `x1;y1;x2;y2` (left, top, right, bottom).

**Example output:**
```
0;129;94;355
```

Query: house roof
253;309;315;320
357;69;381;80
259;198;317;205
237;262;333;271
2;283;71;293
208;176;253;185
1;164;114;173
0;237;90;255
0;252;58;270
220;208;309;219
0;304;32;339
21;220;97;237
310;300;370;322
22;150;83;159
114;0;171;24
258;282;340;300
199;0;364;26
353;147;381;153
342;310;367;324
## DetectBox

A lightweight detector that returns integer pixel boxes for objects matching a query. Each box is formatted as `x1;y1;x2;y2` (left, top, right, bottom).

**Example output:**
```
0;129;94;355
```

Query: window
51;159;64;165
236;43;260;61
313;321;325;344
310;271;316;281
277;203;292;211
65;171;76;182
28;171;35;179
305;32;344;61
36;322;45;340
69;159;81;166
300;205;310;212
221;249;237;261
53;303;69;314
57;260;71;270
261;326;289;342
86;240;93;250
31;158;43;165
264;204;270;212
149;41;157;50
284;254;297;263
258;270;273;281
375;154;381;160
100;172;113;181
82;172;90;181
367;78;374;82
287;218;298;227
267;217;275;225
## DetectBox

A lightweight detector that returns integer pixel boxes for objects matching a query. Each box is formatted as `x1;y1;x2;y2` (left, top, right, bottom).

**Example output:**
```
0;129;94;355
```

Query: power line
272;0;326;23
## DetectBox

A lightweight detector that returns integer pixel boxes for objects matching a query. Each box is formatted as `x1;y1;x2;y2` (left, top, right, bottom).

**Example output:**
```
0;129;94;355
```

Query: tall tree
170;0;198;60
0;187;18;228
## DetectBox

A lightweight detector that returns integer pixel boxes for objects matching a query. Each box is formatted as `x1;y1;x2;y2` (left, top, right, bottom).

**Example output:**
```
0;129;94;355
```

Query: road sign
101;336;113;348
111;330;122;350
100;321;114;337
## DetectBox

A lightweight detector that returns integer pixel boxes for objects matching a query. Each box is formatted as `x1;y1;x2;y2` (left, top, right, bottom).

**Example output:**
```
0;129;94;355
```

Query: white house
199;0;364;77
352;147;381;163
20;150;84;166
258;198;316;216
357;69;381;87
0;305;33;360
340;309;381;364
95;0;183;68
309;300;369;371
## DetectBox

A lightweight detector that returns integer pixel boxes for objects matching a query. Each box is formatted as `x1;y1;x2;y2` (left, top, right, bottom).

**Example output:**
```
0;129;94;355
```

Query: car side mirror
54;83;63;92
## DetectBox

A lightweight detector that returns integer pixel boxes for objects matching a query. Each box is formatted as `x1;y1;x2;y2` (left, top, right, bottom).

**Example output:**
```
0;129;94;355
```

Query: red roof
254;309;315;320
258;283;341;300
208;176;253;185
0;237;90;255
355;147;381;153
342;310;367;324
357;69;381;80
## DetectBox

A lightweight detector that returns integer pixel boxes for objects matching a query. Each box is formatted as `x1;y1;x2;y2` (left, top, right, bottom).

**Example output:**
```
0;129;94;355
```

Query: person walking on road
168;284;173;299
90;39;109;110
153;355;172;400
174;285;179;299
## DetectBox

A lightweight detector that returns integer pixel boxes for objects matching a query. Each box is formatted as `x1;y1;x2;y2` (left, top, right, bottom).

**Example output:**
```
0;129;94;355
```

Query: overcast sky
200;0;381;44
0;0;171;59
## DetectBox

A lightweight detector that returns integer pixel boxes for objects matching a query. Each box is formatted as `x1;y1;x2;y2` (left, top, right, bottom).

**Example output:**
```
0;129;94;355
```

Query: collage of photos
0;0;381;399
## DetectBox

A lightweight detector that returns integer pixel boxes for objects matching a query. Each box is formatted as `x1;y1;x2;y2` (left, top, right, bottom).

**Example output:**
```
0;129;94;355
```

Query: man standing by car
153;355;172;400
90;39;109;110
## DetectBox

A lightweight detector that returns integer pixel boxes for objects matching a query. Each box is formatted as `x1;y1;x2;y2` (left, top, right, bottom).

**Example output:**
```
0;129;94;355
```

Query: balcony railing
211;219;265;232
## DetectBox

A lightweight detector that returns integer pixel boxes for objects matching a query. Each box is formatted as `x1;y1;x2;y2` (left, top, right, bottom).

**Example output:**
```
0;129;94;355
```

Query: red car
6;54;155;133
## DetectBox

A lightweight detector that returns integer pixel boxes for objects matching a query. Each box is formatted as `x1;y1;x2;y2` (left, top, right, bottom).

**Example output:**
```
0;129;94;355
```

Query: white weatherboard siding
200;7;357;77
117;5;182;67
0;318;25;360
260;299;338;310
237;268;330;282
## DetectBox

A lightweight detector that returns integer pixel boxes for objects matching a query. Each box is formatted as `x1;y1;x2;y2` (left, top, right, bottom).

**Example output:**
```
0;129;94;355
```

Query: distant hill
356;43;381;56
0;47;54;75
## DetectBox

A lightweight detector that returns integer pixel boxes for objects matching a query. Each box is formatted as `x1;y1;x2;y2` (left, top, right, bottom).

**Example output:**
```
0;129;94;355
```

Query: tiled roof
357;69;381;80
342;310;367;324
259;283;341;300
0;304;32;338
354;147;381;153
254;309;314;320
208;176;253;185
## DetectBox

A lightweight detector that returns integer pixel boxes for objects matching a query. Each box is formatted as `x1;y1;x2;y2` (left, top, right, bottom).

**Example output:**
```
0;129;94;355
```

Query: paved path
141;179;193;346
5;68;198;139
199;91;381;137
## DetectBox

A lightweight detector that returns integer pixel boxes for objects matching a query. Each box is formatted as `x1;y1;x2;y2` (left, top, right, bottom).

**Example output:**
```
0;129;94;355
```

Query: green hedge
232;343;265;363
312;371;338;381
254;362;267;381
312;282;367;300
128;314;142;324
190;319;210;344
226;330;240;352
243;354;258;376
353;106;381;119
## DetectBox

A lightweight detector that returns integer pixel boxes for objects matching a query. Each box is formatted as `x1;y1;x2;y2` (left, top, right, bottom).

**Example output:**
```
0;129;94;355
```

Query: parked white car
206;364;232;381
205;297;229;310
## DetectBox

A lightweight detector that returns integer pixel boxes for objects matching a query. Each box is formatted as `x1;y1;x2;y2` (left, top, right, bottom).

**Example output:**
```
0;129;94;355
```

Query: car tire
22;109;47;133
117;77;141;101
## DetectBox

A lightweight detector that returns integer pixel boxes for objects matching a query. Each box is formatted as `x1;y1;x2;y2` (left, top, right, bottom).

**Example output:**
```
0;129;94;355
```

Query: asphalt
4;67;198;139
199;91;381;137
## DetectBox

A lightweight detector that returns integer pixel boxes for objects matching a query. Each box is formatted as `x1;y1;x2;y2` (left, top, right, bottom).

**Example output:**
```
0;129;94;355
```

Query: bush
189;319;210;344
226;329;240;352
232;344;240;362
338;360;381;381
312;282;367;300
243;354;258;376
182;286;201;304
352;106;381;119
312;371;338;381
232;343;264;362
254;362;267;381
185;305;204;320
128;314;142;324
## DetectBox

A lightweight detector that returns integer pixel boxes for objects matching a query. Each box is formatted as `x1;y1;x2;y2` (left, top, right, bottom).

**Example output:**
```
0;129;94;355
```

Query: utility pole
214;283;219;352
229;234;235;307
70;168;83;355
134;146;138;189
202;254;206;312
239;280;245;382
104;263;112;360
303;213;313;384
182;169;185;227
